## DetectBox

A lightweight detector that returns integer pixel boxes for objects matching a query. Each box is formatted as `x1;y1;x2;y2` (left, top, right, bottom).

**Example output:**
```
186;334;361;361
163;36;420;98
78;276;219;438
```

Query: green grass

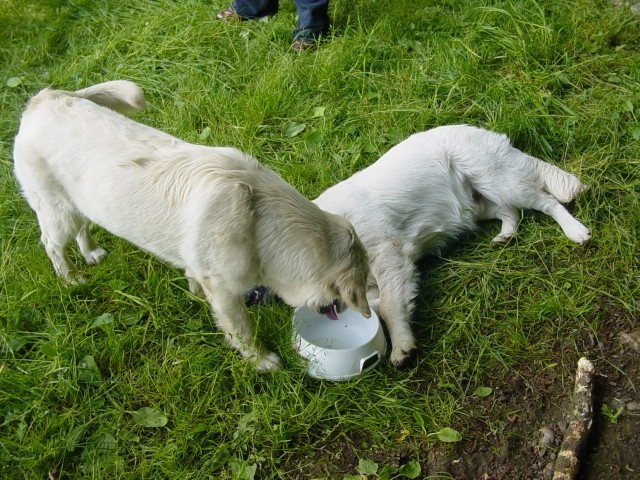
1;0;639;478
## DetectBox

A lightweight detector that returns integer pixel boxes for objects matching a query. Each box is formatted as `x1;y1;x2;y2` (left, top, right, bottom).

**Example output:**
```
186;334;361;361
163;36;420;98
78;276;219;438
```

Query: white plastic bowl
292;306;386;381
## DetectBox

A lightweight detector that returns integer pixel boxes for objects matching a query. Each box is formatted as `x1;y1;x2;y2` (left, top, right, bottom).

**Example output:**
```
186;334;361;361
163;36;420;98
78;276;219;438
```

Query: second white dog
314;124;590;367
13;80;371;371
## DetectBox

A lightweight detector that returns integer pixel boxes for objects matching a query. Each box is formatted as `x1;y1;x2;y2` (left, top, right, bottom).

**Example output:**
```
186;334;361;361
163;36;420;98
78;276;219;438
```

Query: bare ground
284;302;640;479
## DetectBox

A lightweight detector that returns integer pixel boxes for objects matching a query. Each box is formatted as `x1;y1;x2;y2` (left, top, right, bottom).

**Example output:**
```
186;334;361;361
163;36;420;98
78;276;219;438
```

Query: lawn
1;0;638;478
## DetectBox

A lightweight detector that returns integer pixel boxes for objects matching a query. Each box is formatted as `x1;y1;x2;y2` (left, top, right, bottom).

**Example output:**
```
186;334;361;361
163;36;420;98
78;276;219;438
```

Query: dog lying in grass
13;80;371;371
314;124;590;368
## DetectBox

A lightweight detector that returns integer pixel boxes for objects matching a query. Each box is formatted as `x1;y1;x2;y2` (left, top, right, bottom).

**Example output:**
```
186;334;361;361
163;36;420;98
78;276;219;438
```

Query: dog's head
305;213;371;320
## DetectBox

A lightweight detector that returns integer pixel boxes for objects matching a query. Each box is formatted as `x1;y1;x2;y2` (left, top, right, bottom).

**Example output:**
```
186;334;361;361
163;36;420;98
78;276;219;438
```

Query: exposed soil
284;302;640;479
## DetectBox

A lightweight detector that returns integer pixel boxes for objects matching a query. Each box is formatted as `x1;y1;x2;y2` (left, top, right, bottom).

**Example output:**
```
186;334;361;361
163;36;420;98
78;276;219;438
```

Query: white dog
13;80;371;371
314;125;590;367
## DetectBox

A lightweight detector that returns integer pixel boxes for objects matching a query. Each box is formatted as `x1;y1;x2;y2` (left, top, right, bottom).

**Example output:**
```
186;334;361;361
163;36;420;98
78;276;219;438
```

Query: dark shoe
291;38;317;52
216;7;242;20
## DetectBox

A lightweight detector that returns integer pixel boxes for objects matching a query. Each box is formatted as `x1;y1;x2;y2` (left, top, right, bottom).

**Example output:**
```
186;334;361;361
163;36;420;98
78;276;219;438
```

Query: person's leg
218;0;279;19
291;0;329;42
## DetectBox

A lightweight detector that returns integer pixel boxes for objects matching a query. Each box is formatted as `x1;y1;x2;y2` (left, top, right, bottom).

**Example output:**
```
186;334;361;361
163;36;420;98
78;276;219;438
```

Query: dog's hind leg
76;221;107;265
370;246;419;368
476;198;521;244
198;277;283;371
17;182;82;282
14;148;85;282
33;205;84;283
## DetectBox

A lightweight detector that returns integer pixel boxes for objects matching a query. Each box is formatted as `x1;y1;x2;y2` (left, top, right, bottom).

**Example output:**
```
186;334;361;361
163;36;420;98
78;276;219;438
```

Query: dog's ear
325;212;358;252
335;270;371;318
346;225;371;317
336;222;362;258
347;224;356;247
325;213;371;317
334;234;371;319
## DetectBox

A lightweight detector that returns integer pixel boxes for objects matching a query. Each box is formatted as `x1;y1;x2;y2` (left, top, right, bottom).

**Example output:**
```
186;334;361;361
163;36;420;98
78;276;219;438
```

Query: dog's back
14;80;154;208
353;124;586;208
419;125;588;208
315;126;483;257
13;81;263;268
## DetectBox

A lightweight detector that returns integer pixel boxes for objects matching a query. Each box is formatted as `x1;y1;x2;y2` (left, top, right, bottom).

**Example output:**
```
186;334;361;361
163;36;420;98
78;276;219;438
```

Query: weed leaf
311;106;326;118
473;386;493;397
601;404;624;423
304;130;322;148
7;334;28;352
121;431;140;442
431;427;462;443
6;76;22;88
554;72;571;85
77;355;102;384
230;459;257;480
413;411;425;428
377;464;396;480
40;342;57;358
81;431;116;470
66;425;86;451
199;126;211;141
89;312;114;329
132;407;168;427
2;411;22;427
398;460;422;478
357;458;378;475
284;122;306;138
243;464;257;480
120;312;143;326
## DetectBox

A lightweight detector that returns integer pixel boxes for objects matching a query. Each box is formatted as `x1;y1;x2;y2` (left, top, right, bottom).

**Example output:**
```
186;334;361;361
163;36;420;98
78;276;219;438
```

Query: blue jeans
230;0;330;41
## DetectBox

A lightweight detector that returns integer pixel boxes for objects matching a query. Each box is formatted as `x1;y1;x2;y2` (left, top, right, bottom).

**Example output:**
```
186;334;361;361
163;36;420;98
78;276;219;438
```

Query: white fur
13;80;371;371
314;125;590;367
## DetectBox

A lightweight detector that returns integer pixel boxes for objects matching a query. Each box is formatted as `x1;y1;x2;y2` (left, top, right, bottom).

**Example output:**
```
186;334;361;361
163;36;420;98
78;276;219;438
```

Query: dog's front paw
491;233;513;245
255;351;283;372
187;278;205;299
566;223;591;245
390;343;418;369
85;248;108;265
65;273;88;285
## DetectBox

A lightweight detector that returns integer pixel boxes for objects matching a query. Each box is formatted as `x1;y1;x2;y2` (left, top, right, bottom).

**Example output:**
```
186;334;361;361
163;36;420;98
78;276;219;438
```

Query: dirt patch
577;306;640;480
284;302;640;479
438;303;640;480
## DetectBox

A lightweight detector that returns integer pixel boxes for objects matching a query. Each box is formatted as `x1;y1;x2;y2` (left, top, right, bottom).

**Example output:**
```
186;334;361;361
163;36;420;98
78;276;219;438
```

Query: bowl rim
292;307;381;352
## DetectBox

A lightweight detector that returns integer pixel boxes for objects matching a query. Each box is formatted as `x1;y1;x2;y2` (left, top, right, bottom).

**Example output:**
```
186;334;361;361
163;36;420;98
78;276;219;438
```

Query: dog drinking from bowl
314;124;590;368
13;80;371;371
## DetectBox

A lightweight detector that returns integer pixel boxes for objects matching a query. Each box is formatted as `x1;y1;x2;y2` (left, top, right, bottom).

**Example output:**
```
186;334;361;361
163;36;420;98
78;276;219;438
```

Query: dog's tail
530;156;588;203
72;80;147;115
28;80;147;116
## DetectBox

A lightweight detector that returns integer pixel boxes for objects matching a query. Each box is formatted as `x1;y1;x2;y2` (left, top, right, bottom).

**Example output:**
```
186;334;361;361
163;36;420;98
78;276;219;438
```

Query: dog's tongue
326;302;338;321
